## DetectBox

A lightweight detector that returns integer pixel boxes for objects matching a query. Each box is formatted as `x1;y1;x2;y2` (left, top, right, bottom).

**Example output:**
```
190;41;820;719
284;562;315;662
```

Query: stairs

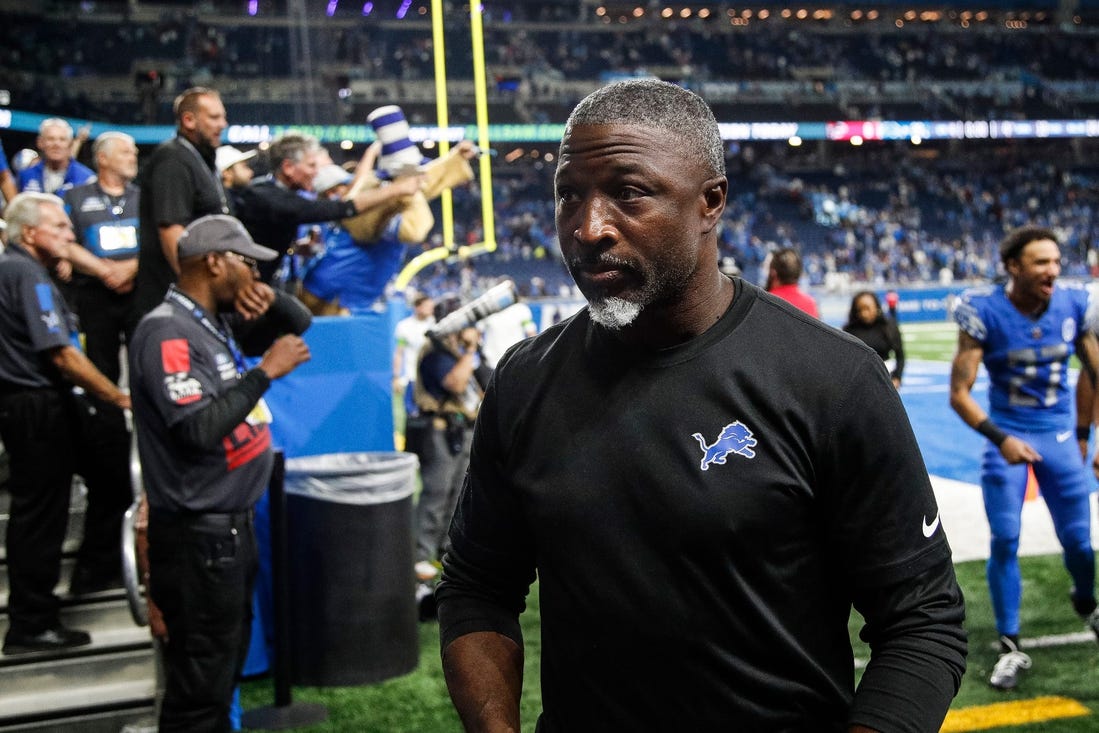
0;481;158;733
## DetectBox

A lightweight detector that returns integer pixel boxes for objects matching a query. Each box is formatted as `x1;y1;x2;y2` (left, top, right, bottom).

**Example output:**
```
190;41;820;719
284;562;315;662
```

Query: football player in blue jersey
950;225;1099;691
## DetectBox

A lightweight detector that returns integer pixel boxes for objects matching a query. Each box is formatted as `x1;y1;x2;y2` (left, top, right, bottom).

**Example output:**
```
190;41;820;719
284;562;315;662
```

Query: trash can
284;451;419;686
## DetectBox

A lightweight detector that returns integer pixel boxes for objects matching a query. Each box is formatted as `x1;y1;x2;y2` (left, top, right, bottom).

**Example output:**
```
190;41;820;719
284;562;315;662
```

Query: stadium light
327;0;338;17
362;2;373;15
247;0;258;16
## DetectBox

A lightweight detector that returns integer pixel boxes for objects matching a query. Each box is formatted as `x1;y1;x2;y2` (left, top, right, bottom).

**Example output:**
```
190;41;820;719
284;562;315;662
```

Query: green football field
241;321;1099;732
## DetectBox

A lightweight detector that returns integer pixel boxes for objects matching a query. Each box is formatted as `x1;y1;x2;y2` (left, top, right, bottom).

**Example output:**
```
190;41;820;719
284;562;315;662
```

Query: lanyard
165;285;248;373
176;136;230;214
98;183;129;220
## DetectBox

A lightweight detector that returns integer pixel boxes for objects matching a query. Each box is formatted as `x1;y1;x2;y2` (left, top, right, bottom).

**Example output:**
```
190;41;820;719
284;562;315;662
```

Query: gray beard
587;297;643;330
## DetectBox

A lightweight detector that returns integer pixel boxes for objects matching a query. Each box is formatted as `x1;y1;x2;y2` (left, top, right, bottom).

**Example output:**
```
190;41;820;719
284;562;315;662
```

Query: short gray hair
93;131;136;161
4;192;64;244
269;132;320;170
565;79;725;178
38;117;74;138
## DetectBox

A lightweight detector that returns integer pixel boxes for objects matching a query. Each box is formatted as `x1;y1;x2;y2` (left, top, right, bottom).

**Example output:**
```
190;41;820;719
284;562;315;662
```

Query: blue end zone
900;359;986;486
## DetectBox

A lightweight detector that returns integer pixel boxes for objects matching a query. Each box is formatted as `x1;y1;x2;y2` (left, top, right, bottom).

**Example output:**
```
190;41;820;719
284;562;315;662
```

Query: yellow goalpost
394;0;497;291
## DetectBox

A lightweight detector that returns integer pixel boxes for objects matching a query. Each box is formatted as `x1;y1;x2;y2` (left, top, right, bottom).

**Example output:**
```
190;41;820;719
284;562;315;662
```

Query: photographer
410;320;491;584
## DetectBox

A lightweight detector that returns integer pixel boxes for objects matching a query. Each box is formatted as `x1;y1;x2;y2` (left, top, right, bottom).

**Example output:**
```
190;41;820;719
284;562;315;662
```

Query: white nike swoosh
1057;430;1073;443
922;514;941;538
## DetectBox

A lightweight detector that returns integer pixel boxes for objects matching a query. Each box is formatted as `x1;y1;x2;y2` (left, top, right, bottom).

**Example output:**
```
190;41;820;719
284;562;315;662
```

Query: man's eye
618;187;644;201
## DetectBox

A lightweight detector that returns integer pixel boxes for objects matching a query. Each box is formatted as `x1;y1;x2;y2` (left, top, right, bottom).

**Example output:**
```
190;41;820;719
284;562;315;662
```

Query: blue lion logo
692;421;757;471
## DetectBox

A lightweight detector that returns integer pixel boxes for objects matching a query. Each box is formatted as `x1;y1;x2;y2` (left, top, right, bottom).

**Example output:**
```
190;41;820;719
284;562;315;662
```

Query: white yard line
932;475;1099;564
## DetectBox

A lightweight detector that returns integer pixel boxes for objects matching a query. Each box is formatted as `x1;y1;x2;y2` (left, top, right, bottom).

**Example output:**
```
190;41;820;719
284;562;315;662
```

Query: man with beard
132;87;232;324
950;225;1099;691
436;79;967;732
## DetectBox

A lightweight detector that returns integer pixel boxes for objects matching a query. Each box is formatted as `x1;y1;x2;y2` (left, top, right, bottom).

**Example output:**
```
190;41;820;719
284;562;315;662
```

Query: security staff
0;192;131;654
61;132;142;594
129;214;311;732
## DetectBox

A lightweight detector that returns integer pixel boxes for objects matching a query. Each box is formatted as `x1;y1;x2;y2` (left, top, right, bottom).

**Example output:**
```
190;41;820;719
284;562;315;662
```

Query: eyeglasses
223;251;259;273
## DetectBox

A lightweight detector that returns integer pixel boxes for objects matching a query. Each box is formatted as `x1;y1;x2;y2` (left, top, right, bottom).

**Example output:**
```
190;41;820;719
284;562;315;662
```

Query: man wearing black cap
128;214;312;732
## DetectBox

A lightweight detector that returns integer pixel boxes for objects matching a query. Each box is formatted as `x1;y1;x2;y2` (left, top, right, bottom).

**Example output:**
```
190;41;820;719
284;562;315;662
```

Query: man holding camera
410;321;491;583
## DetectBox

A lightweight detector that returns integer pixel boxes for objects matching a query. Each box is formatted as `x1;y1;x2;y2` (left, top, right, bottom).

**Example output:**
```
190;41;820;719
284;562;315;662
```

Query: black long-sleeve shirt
130;290;312;513
439;281;966;733
234;176;358;282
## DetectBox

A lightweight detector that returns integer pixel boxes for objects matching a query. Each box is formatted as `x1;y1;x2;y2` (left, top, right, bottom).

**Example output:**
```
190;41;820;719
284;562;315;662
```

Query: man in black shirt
60;131;143;594
234;132;423;284
129;214;311;732
437;80;967;732
0;192;131;654
132;87;231;324
63;131;141;376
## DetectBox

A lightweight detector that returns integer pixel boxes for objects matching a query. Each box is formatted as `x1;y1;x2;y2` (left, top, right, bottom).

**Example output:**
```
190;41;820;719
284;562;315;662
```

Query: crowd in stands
396;138;1099;300
4;5;1099;124
1;3;1099;302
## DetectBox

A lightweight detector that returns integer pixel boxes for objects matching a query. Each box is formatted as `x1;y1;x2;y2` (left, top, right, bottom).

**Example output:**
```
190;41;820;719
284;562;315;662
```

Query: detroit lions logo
692;421;757;471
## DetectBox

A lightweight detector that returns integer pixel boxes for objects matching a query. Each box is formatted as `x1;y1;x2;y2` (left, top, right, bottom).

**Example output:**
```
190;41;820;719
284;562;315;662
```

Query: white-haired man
0;192;130;653
18;118;95;194
59;131;143;594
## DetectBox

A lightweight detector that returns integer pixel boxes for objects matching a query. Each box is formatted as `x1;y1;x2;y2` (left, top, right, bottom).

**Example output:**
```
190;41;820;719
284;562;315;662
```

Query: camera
427;280;518;339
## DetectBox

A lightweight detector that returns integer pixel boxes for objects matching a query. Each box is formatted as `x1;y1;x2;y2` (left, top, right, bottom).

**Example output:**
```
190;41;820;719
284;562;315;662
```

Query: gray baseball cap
177;215;278;261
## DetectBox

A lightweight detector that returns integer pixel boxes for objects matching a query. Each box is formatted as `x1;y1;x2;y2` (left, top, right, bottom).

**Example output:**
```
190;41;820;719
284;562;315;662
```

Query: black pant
69;282;135;386
149;511;257;733
0;388;76;635
72;393;133;580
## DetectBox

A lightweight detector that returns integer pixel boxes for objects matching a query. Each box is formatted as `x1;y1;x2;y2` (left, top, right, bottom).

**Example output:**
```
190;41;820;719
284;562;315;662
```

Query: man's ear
699;176;727;234
205;252;224;275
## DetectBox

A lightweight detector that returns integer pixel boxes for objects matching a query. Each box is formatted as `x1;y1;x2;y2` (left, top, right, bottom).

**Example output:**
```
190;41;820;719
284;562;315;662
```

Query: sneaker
1086;607;1099;644
989;636;1031;690
3;626;92;655
414;560;439;582
416;582;437;622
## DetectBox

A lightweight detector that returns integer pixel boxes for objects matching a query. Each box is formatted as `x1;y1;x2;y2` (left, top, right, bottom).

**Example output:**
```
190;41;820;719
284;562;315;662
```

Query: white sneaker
989;636;1031;690
1086;608;1099;644
414;560;439;581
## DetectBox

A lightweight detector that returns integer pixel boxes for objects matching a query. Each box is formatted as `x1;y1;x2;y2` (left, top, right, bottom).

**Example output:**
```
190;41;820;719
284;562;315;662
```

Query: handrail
121;499;148;627
121;421;148;627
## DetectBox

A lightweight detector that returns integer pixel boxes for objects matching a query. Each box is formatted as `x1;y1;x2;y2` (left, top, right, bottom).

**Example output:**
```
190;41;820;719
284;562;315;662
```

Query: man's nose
572;197;617;247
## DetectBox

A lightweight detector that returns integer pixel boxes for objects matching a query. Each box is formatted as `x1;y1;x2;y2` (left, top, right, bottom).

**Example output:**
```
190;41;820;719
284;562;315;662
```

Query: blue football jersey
954;282;1097;431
